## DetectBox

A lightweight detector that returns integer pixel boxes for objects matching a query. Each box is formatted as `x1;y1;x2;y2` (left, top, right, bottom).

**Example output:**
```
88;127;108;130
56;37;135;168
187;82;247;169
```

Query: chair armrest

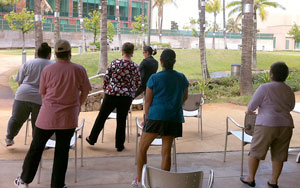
207;169;214;188
226;116;244;129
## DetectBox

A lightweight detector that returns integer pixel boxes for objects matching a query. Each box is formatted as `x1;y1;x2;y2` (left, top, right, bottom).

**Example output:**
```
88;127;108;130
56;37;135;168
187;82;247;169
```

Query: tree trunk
54;0;61;43
116;0;122;50
141;0;145;47
199;0;210;81
34;0;43;58
99;0;108;74
252;12;257;69
212;12;216;49
22;31;25;51
223;0;228;49
78;0;87;53
147;0;152;45
158;4;163;43
240;0;254;95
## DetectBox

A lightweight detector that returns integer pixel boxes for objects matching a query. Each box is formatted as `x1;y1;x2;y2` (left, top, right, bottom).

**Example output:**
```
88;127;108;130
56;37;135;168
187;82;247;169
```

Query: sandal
268;181;279;188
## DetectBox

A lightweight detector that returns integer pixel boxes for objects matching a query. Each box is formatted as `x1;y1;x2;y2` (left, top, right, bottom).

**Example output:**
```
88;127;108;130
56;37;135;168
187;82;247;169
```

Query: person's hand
246;110;256;115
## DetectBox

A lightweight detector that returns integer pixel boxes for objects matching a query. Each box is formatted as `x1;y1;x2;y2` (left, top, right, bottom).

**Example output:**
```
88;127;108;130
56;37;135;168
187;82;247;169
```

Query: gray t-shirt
15;58;53;105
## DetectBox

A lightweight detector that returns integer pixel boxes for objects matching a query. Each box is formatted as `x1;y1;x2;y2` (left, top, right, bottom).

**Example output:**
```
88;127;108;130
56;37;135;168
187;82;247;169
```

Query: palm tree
141;0;145;46
34;0;43;57
147;0;152;45
54;0;60;43
78;0;87;53
227;0;285;68
226;18;241;33
222;0;228;49
153;0;176;43
199;0;210;81
116;0;122;50
99;0;108;74
240;0;254;95
206;0;221;49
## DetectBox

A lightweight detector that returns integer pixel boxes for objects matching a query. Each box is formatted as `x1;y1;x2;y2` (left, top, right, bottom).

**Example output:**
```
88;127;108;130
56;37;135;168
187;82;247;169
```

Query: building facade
0;0;150;29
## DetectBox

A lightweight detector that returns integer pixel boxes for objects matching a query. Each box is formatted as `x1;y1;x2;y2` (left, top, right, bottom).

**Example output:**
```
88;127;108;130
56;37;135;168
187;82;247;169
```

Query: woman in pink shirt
241;62;295;188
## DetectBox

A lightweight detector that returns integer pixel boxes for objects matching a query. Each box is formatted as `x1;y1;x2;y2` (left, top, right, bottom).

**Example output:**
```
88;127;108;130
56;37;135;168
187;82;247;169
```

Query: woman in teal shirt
132;49;189;187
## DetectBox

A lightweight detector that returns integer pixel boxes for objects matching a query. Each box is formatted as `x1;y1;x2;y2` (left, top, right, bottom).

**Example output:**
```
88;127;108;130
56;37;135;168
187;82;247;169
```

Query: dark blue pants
88;94;132;149
21;127;75;188
6;100;41;139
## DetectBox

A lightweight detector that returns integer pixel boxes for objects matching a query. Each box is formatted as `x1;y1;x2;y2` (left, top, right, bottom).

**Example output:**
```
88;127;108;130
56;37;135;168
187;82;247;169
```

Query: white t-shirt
14;58;53;105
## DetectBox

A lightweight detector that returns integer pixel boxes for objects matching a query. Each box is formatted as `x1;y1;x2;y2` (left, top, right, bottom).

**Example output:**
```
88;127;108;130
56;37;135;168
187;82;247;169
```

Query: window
285;40;289;50
119;0;128;21
131;2;148;21
273;37;276;49
60;0;69;17
295;41;300;49
44;0;54;16
25;0;34;11
73;1;78;17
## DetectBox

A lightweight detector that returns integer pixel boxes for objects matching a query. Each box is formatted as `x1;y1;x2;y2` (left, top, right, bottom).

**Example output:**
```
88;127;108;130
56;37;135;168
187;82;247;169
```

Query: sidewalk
0;150;299;188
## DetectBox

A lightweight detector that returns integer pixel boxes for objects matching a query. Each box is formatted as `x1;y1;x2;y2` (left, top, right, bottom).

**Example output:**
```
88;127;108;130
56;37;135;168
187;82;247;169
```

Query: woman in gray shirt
240;62;295;188
5;43;53;146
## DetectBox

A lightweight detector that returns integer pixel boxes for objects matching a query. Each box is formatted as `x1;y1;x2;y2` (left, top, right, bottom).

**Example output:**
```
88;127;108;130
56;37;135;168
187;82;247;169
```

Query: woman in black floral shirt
86;42;141;151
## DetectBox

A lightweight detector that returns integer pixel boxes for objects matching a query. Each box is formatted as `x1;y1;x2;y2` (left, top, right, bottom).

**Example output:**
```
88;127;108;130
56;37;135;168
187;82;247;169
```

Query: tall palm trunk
252;12;257;68
212;12;216;49
223;0;228;49
98;0;108;74
22;31;25;51
240;0;254;95
199;0;210;81
54;0;60;43
147;0;152;45
116;0;122;50
34;0;43;57
141;0;145;46
78;0;87;53
158;4;163;43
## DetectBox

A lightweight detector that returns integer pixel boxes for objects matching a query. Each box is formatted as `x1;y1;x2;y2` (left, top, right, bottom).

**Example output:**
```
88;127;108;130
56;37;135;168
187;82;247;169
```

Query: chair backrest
183;94;203;111
142;165;204;188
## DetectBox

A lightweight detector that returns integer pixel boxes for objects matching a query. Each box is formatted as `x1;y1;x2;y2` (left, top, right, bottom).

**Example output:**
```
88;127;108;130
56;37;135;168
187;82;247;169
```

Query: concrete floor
1;150;299;188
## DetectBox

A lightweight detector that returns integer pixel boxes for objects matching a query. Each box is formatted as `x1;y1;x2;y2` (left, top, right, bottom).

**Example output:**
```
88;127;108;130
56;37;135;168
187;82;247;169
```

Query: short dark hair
143;46;157;56
270;62;289;82
160;48;176;71
122;42;134;55
37;42;51;58
55;50;71;59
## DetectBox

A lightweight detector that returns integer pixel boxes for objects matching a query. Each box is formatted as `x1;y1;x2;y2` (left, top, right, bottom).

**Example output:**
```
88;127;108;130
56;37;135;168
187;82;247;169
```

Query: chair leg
127;116;130;143
75;133;78;183
101;127;104;143
37;156;42;184
25;119;29;145
224;133;228;162
81;132;84;167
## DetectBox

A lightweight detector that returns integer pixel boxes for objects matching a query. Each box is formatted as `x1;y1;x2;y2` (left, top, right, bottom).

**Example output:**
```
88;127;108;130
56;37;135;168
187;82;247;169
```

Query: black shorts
143;119;182;138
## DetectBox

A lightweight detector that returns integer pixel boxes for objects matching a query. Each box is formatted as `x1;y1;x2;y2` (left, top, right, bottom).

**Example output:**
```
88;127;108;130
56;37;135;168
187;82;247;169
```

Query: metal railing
88;74;105;97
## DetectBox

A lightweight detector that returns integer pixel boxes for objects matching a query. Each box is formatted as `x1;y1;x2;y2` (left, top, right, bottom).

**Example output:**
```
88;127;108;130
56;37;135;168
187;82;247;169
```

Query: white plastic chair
37;119;85;183
129;97;144;134
183;94;204;139
224;116;252;176
141;164;214;188
135;118;177;172
101;106;130;143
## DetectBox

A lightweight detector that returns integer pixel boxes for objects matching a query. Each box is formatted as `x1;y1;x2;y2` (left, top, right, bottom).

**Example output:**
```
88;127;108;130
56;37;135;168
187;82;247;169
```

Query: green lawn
71;49;300;81
8;49;300;105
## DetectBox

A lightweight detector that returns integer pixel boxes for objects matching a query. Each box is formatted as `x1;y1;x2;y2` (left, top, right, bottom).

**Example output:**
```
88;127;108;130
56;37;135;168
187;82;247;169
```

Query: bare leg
243;156;260;182
269;160;283;185
161;136;174;171
136;132;157;182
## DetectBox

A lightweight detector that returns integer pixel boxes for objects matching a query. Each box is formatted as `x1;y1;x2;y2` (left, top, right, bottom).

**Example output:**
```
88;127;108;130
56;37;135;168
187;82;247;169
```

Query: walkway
0;53;299;187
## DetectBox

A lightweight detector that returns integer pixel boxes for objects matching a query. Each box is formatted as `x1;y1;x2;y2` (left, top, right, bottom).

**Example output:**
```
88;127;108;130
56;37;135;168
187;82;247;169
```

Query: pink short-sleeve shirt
36;60;91;130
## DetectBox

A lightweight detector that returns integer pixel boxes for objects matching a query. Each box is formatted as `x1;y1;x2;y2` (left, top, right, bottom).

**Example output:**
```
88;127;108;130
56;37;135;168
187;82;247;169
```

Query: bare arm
144;87;153;118
80;90;89;106
183;88;188;105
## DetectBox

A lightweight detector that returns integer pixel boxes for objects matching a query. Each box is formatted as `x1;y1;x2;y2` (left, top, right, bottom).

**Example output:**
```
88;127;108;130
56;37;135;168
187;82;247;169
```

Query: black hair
55;50;71;59
270;62;289;82
143;46;157;56
37;42;51;58
160;48;176;71
122;42;134;55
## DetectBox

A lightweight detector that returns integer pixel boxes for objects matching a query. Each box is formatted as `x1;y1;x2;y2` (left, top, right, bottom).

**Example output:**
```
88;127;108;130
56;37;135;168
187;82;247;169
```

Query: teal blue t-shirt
147;70;189;123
